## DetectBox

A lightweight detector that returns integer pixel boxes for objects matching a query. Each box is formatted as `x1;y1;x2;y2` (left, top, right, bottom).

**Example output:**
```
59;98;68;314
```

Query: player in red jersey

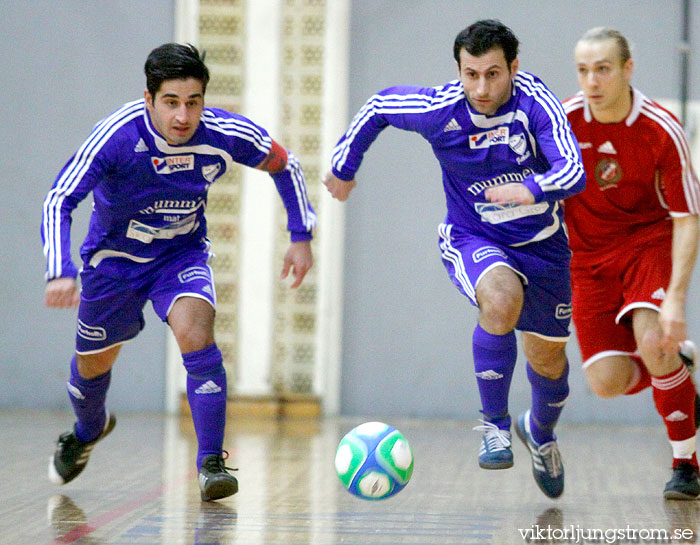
563;27;700;499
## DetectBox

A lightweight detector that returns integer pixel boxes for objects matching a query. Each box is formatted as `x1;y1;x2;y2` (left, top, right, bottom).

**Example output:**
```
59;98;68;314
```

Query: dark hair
144;43;210;98
453;19;519;67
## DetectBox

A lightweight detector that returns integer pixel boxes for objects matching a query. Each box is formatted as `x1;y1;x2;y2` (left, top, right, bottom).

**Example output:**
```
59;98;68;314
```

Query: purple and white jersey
331;71;585;247
42;99;315;280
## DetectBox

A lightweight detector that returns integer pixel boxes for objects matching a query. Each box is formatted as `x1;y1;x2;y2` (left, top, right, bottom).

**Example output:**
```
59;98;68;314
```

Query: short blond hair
578;27;632;64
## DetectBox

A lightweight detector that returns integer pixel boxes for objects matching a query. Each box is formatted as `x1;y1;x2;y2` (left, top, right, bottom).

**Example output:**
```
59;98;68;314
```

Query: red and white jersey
563;88;700;260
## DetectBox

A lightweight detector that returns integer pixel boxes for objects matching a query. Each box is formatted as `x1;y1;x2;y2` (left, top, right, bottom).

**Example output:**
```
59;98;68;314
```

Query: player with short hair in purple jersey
324;20;585;499
42;43;316;501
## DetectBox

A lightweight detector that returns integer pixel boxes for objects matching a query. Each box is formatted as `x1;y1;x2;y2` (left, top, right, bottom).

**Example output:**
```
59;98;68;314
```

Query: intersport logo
151;154;195;174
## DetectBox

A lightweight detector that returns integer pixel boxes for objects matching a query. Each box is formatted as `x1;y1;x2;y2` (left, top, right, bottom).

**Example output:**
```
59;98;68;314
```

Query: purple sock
68;355;110;443
472;324;517;430
183;343;227;469
526;361;569;444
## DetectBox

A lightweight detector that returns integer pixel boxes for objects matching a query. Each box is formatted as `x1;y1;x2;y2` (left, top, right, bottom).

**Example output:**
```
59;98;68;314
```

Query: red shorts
571;237;671;367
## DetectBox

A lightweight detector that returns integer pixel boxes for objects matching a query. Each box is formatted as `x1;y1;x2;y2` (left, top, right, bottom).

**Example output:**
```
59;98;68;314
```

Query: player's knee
76;348;118;379
479;293;521;333
637;328;664;365
585;368;625;398
171;312;215;352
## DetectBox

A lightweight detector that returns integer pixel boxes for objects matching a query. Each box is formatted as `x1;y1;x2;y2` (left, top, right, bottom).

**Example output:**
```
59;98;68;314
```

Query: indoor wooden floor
1;410;698;545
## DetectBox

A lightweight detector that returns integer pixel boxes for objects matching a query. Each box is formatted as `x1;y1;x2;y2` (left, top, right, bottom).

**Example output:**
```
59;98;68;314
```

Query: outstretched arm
255;139;316;286
660;214;700;354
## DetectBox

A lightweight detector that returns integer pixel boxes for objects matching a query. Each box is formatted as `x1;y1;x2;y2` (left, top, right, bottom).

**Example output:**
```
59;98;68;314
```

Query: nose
476;77;488;96
585;71;597;87
175;104;188;123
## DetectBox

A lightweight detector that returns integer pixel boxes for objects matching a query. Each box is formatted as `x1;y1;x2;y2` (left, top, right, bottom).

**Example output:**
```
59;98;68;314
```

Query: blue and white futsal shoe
515;410;564;498
473;419;513;469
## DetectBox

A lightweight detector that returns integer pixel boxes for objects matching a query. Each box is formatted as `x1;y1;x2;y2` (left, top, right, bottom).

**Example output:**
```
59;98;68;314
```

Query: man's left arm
255;139;315;288
660;214;700;354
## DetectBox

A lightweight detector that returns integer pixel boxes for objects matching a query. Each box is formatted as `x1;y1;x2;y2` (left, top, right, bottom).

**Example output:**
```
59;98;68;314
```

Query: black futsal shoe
664;462;700;500
198;452;239;501
48;413;117;485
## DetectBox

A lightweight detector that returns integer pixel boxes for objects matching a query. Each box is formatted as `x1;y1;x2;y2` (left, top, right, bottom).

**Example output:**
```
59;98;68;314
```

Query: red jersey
563;88;700;263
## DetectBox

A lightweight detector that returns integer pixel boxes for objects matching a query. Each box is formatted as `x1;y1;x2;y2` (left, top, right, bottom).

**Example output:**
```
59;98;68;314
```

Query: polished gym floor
1;410;698;545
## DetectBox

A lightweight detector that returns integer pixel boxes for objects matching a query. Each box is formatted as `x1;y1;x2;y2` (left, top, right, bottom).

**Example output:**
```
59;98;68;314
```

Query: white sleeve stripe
286;153;316;230
639;101;700;213
43;102;144;278
201;111;270;150
201;119;271;155
332;85;464;171
515;74;585;192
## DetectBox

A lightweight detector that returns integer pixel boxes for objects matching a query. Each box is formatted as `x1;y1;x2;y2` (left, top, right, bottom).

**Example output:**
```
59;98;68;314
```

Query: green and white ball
335;421;414;500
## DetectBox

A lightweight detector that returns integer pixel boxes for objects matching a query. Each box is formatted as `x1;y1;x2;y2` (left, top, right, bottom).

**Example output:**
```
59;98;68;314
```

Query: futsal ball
334;421;414;500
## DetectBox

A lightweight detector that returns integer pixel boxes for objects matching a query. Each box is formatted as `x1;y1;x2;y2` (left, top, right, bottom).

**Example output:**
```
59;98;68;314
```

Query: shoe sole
664;489;700;500
479;459;514;470
201;479;238;502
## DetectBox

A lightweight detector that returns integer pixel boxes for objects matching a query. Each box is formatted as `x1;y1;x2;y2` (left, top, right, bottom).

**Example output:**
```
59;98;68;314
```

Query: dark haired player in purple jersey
324;20;585;498
42;43;315;501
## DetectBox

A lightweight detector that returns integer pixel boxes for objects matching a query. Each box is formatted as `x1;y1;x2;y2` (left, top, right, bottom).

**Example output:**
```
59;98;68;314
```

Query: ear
623;58;634;83
510;57;519;76
144;89;154;106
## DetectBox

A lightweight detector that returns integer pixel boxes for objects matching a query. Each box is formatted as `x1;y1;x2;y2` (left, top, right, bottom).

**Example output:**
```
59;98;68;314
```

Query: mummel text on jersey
42;99;315;280
331;72;585;247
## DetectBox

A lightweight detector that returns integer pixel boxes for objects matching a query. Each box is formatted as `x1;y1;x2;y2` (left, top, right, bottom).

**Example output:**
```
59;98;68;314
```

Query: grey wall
340;0;699;424
1;1;173;412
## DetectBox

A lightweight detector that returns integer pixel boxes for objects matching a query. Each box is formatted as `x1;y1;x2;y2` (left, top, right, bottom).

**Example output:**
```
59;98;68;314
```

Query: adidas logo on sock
67;382;85;400
443;118;462;132
665;410;689;422
475;370;504;380
195;380;222;394
133;138;148;153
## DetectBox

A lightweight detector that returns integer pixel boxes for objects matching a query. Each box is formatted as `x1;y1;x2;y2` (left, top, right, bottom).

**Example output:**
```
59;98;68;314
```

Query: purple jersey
42;99;315;280
331;72;585;247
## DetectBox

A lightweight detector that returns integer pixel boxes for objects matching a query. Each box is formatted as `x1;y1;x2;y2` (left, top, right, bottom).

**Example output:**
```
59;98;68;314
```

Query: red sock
624;355;651;395
651;365;698;468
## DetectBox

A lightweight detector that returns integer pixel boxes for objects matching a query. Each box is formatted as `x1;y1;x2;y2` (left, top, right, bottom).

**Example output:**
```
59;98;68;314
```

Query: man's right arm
42;134;109;302
327;83;458;190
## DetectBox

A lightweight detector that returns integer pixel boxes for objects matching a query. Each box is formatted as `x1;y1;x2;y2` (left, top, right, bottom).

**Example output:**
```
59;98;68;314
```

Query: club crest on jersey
469;127;509;149
594;158;622;189
508;133;527;155
202;163;222;183
151;154;195;174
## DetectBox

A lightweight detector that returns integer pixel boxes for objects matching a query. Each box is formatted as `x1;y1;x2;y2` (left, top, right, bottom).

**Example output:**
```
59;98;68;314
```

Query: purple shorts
75;248;216;354
438;223;572;340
